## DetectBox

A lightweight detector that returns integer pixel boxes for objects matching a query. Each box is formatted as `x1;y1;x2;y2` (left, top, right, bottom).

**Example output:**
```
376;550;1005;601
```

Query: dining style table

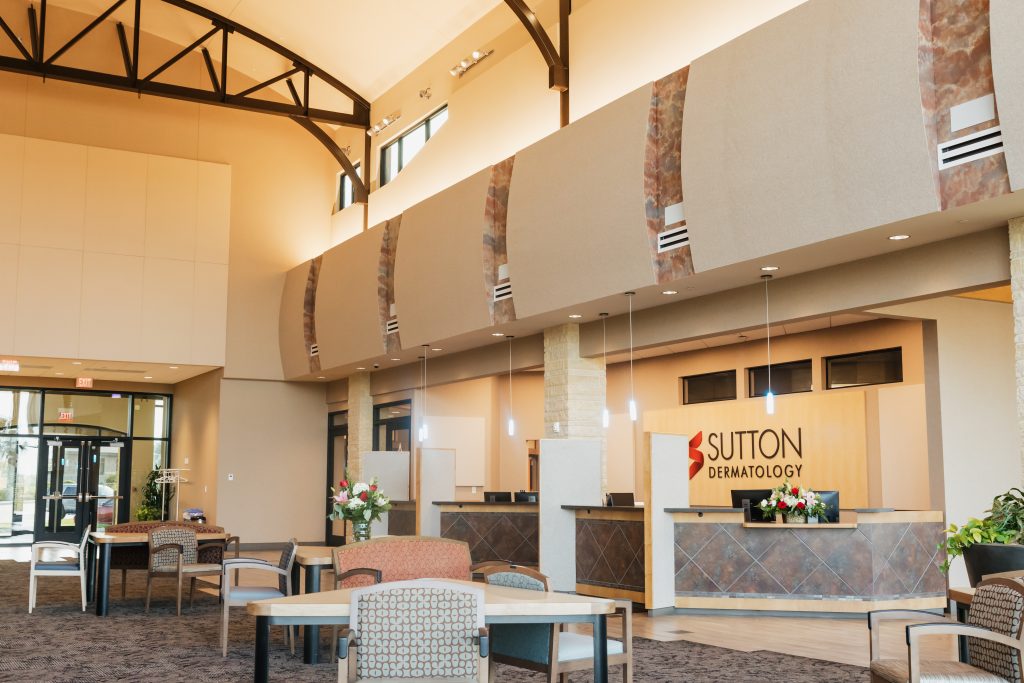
247;578;617;683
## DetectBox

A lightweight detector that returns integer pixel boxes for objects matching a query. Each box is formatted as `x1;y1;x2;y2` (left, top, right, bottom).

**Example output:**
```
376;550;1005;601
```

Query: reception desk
434;501;539;565
669;507;946;613
387;500;416;536
564;505;646;603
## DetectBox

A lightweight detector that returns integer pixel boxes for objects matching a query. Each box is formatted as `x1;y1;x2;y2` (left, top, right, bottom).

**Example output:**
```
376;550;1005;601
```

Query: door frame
326;411;348;546
372;400;412;451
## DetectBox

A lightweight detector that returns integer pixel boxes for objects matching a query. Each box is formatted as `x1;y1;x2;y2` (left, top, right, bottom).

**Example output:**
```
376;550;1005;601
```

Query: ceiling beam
504;0;570;126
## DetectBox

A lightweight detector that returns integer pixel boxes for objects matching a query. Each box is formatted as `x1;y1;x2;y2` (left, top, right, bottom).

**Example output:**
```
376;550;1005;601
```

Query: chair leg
221;597;230;657
189;577;196;608
144;574;153;613
623;661;633;683
28;571;35;614
559;674;569;683
176;572;183;617
121;569;127;599
80;570;87;612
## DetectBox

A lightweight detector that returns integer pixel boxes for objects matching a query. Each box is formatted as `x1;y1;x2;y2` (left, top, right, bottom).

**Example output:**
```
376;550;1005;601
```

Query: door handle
83;493;123;502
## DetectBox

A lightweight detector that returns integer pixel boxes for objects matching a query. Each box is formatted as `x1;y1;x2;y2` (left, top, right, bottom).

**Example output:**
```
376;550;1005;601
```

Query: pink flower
334;491;349;503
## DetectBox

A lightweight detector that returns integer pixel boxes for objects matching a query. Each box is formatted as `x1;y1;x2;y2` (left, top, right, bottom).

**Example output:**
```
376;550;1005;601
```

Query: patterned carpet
0;559;868;682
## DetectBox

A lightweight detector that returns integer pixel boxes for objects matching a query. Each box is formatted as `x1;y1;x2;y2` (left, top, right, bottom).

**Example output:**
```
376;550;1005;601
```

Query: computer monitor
817;490;840;523
607;492;635;507
484;491;512;503
730;489;774;522
514;491;538;503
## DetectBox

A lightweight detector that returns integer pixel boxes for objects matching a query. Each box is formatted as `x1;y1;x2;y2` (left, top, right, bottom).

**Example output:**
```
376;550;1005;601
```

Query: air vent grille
658;225;690;253
493;281;512;302
386;318;399;335
938;125;1004;170
309;344;319;357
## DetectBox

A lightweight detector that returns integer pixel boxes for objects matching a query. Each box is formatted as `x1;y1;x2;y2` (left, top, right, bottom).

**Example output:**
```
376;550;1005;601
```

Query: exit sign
75;377;93;388
58;409;74;422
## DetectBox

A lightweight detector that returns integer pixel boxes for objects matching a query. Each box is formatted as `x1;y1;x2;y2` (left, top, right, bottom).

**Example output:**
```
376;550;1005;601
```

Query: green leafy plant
940;488;1024;573
134;469;162;521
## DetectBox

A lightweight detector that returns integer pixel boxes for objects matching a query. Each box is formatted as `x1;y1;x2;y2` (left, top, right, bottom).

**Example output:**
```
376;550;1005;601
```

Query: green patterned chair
868;577;1024;682
144;526;223;616
337;580;490;682
482;564;633;683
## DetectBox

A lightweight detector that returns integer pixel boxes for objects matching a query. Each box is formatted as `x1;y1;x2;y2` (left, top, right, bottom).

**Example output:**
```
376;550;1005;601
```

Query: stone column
1010;218;1024;478
346;371;373;482
543;324;607;487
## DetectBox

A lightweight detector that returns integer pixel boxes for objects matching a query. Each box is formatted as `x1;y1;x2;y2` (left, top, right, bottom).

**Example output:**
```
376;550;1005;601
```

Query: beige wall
216;379;327;543
170;369;223;522
495;373;545;492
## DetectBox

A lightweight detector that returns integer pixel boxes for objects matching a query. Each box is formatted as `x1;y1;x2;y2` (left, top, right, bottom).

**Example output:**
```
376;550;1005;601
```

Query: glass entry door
36;437;126;541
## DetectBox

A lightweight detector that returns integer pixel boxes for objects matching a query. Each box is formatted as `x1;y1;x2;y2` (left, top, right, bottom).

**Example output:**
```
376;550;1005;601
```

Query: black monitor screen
484;491;512;503
730;489;774;522
514;491;538;503
817;490;840;523
608;492;635;507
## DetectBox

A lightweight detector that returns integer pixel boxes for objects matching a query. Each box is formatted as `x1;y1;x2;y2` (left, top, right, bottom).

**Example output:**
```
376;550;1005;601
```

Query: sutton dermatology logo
688;432;704;480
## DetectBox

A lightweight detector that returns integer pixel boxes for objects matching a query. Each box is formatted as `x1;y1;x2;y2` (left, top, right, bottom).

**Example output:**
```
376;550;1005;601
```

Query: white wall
874;297;1017;586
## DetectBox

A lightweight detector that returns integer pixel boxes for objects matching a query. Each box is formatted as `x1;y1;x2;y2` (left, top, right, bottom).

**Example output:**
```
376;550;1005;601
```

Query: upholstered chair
331;536;472;588
220;539;298;657
482;564;633;683
144;526;223;615
336;580;489;682
868;577;1024;683
28;525;90;613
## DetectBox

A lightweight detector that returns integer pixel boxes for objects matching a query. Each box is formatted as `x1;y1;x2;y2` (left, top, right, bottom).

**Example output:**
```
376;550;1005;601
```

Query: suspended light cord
419;345;429;442
626;292;637;421
601;312;609;429
507;336;515;436
762;275;775;415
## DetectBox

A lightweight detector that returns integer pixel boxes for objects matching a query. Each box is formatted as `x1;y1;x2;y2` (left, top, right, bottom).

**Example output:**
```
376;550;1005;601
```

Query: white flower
760;499;768;507
363;508;371;521
347;497;364;509
379;496;390;506
353;482;370;495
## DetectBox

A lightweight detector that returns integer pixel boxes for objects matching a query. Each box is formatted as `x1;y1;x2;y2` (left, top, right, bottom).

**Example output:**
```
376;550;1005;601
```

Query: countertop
432;501;538;507
562;505;644;512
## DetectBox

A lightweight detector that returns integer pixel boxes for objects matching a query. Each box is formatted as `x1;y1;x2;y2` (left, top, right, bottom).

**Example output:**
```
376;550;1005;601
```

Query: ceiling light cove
888;234;910;241
760;265;779;272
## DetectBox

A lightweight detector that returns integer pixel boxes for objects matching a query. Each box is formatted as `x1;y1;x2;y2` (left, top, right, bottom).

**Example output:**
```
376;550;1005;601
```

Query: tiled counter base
567;505;646;603
437;502;539;565
670;508;946;613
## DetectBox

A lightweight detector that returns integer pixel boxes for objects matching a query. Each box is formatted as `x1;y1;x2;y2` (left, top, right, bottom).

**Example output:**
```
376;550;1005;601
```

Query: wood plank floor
3;545;957;668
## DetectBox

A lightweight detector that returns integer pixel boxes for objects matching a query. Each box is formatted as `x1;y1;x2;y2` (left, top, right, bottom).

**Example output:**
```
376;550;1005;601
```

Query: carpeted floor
0;559;868;682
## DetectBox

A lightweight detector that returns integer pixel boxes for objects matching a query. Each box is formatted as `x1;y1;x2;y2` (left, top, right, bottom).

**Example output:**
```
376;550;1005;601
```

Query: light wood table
87;530;230;616
290;545;336;664
248;579;617;683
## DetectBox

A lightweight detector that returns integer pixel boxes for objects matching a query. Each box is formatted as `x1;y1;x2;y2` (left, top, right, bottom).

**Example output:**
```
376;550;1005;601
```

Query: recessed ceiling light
169;366;179;369
317;376;326;379
431;347;442;352
662;290;678;295
957;219;970;224
71;361;82;365
143;376;152;379
491;332;505;337
356;367;366;370
391;358;401;361
888;234;910;241
760;265;779;272
55;372;64;376
568;314;582;319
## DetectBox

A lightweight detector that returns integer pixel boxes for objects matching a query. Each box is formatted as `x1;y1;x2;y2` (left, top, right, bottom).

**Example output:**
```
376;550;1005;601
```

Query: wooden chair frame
144;528;223;616
28;524;90;613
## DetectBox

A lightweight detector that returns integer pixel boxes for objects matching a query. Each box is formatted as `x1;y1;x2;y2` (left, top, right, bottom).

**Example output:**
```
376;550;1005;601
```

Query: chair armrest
335;567;382;588
867;609;947;661
32;541;80;550
907;622;1023;683
223;557;271;566
221;561;288;576
225;536;241;556
477;626;490;658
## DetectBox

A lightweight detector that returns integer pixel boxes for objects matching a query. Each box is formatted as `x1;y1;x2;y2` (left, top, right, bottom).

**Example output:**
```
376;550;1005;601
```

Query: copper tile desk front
435;502;539;565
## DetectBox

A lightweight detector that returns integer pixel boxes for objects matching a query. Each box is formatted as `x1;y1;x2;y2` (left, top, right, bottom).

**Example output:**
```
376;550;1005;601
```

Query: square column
346;371;373;482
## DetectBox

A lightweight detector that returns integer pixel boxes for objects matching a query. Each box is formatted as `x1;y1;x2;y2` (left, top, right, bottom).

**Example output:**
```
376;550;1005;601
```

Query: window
826;347;903;389
682;370;737;404
379;106;448;186
373;400;411;451
748;359;812;397
336;163;361;211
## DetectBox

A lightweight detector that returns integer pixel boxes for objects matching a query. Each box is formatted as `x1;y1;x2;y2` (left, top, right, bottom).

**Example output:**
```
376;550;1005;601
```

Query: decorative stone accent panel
576;518;645;594
673;521;946;599
440;511;539;565
483;156;517;325
377;216;402;354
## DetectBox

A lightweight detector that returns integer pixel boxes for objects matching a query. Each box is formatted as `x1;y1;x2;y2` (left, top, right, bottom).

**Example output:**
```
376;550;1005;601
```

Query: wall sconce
367;112;401;136
449;49;493;77
419;87;432;100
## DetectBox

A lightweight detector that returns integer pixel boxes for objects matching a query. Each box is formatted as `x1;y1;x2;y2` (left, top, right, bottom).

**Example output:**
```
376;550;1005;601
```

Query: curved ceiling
41;0;505;101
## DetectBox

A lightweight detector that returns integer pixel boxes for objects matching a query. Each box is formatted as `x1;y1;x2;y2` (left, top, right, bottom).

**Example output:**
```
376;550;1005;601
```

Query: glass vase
784;513;806;525
351;519;372;542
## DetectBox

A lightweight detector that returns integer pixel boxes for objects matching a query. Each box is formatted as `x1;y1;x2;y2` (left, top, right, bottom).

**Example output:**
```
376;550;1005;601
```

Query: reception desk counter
564;505;646;603
434;501;538;565
669;507;946;613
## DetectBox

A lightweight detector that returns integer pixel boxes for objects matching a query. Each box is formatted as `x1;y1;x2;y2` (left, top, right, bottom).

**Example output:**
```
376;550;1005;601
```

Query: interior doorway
326;411;348;545
35;437;127;542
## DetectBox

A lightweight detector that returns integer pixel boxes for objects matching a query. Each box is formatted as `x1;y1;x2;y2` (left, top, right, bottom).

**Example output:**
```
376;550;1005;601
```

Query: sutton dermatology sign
647;391;869;507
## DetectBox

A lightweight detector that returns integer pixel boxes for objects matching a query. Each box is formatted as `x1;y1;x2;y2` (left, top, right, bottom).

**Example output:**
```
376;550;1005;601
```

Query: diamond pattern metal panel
576;518;645;593
440;511;539;565
673;521;946;600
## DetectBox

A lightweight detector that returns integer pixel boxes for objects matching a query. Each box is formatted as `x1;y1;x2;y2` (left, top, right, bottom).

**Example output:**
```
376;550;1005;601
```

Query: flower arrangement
329;475;393;525
758;481;827;522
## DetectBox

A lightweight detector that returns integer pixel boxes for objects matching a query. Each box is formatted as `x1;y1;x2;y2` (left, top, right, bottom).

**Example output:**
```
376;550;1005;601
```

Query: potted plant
758;481;827;524
942;488;1024;586
329;474;392;542
134;469;163;522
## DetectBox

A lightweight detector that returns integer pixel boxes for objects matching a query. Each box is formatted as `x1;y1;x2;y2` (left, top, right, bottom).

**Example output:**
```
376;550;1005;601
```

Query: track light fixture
367;112;401;136
450;49;493;77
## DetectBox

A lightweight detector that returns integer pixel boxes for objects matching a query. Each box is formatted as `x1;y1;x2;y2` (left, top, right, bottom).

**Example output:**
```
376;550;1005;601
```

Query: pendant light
762;275;775;415
600;312;610;429
418;345;429;442
626;292;637;421
506;336;515;436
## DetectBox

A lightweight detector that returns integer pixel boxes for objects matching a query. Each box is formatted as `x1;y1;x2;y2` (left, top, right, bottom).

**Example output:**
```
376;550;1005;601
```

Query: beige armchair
144;526;223;615
28;525;90;613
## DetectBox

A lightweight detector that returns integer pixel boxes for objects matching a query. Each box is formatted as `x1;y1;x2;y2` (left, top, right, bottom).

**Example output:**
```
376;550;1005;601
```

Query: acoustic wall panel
682;0;939;272
506;85;656;318
315;226;387;369
991;0;1024;192
394;169;492;347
